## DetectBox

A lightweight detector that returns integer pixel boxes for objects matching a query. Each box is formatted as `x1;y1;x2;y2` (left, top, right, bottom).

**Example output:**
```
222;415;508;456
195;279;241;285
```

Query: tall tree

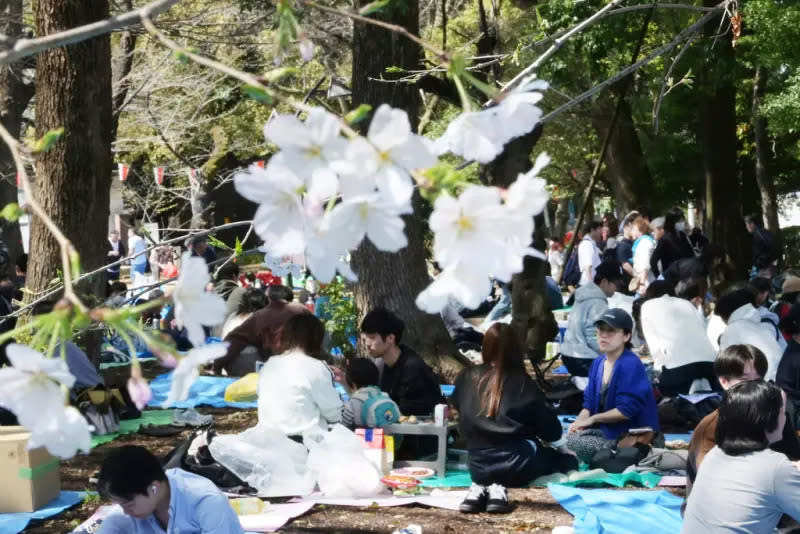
350;1;460;372
751;67;780;238
0;0;33;272
28;0;113;309
697;0;747;276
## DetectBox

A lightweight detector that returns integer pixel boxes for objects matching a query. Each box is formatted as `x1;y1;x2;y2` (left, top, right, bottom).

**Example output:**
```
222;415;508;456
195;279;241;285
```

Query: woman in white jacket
717;289;784;381
257;314;343;440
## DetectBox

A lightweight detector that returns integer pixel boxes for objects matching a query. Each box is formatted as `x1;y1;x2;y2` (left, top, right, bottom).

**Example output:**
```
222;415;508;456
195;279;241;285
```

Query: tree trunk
111;0;136;137
29;0;113;318
593;98;652;216
480;126;557;361
0;0;34;274
752;66;780;239
698;2;747;277
350;0;459;376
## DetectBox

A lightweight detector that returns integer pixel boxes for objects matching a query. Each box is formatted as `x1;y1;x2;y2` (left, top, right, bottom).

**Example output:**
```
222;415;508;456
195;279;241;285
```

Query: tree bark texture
698;3;747;277
111;0;136;137
29;0;113;308
0;0;33;274
752;66;780;239
350;0;458;369
593;98;652;216
480;126;557;361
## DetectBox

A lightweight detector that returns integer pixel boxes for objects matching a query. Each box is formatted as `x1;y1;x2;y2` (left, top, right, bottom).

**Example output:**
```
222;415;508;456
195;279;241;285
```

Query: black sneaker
486;483;511;513
459;483;487;513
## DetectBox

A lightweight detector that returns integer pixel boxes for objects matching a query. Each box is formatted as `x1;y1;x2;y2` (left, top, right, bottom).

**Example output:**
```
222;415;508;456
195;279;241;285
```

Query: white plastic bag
306;424;384;498
209;426;314;497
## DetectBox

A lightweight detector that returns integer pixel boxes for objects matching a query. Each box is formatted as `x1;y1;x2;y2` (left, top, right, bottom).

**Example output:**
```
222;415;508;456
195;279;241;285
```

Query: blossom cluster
235;78;549;312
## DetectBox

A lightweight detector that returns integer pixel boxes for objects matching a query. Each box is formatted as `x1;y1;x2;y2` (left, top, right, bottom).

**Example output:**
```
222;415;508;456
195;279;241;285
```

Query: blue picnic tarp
0;491;85;534
147;372;257;409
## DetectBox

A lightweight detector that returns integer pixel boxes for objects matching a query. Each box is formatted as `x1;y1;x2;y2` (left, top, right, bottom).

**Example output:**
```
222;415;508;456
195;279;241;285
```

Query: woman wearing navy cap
566;308;660;462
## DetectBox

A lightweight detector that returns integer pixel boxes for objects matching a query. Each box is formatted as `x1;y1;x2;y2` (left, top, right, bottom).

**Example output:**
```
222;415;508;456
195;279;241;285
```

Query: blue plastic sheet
147;373;258;409
0;491;85;534
548;483;683;534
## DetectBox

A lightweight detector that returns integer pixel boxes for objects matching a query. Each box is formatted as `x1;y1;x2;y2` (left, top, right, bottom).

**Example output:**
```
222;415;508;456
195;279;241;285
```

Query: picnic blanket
548;484;683;534
91;410;176;447
299;489;467;511
147;373;258;409
419;469;661;489
0;491;85;534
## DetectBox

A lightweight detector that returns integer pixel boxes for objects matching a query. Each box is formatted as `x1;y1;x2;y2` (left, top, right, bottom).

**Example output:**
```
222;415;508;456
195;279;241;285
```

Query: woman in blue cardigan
566;308;660;462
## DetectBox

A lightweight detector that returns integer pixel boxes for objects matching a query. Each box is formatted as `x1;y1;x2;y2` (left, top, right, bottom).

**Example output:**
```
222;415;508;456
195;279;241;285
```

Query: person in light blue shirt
97;445;243;534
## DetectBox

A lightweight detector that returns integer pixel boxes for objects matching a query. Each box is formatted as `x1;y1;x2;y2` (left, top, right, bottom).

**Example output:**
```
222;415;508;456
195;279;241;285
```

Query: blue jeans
481;284;511;329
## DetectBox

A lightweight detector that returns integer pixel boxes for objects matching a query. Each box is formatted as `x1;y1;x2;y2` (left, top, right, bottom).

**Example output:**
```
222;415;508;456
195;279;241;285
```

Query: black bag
74;386;126;436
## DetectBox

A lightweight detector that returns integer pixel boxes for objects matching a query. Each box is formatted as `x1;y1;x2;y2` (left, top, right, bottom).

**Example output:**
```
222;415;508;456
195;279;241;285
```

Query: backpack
74;385;127;436
353;386;400;428
562;249;581;287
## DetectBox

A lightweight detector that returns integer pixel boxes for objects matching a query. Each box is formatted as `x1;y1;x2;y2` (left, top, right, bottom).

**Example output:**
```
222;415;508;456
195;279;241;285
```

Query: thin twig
0;0;181;65
0;122;86;312
652;34;696;135
497;0;626;97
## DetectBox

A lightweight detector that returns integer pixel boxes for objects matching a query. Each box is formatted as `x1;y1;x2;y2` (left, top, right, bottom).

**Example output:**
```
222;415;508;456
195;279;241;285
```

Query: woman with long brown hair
451;323;577;514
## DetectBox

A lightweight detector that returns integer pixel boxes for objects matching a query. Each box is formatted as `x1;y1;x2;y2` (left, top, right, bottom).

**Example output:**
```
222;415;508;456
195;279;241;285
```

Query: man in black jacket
745;213;778;274
360;308;443;416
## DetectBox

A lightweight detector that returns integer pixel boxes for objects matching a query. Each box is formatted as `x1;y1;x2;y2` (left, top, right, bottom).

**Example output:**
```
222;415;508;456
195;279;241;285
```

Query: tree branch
0;0;181;65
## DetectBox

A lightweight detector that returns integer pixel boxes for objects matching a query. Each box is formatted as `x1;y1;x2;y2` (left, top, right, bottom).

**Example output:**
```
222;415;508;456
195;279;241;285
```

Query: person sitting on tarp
566;309;659;462
97;445;243;534
682;380;800;533
452;323;578;515
641;277;720;396
686;344;800;500
340;358;399;430
559;262;625;378
257;314;342;441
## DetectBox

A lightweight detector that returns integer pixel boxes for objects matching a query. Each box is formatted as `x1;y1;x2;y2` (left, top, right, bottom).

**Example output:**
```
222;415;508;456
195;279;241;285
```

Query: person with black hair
747;277;785;350
717;289;784;381
214;262;244;316
215;285;309;376
650;210;693;277
220;287;267;339
578;221;603;286
560;262;624;378
776;306;800;423
745;213;779;276
682;380;800;534
453;323;577;513
188;234;217;265
566;309;659;461
360;308;442;416
615;213;638;289
96;445;243;534
641;277;719;396
662;243;722;287
686;345;800;500
340;358;399;430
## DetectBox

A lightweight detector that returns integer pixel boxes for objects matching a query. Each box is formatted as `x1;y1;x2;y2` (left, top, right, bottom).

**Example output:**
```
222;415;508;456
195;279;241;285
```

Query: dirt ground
21;362;683;533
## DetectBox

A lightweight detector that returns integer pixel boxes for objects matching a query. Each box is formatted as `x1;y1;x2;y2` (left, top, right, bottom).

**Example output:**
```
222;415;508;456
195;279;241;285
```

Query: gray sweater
682;446;800;533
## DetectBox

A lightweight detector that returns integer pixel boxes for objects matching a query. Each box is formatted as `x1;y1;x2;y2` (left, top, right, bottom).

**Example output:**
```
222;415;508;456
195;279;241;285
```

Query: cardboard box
0;426;61;513
355;428;394;475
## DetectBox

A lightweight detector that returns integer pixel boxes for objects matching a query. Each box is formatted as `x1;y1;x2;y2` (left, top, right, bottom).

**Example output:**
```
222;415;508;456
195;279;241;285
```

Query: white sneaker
486;483;511;513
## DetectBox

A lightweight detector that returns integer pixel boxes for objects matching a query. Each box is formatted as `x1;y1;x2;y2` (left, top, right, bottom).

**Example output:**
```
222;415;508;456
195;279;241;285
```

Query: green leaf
242;84;273;104
30;127;64;154
207;234;232;251
384;66;404;74
0;203;24;222
69;250;82;278
359;0;392;16
234;236;244;256
344;104;372;125
172;50;189;63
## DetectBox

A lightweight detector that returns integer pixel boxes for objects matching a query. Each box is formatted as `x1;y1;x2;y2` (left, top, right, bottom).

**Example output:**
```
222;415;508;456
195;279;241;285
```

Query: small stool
386;422;458;477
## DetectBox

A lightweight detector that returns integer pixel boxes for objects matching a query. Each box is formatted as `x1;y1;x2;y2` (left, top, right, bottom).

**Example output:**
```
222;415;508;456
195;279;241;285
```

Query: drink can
434;404;449;426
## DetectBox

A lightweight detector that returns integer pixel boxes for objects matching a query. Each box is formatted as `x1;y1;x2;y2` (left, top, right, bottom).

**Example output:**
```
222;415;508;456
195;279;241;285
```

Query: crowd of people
4;206;800;533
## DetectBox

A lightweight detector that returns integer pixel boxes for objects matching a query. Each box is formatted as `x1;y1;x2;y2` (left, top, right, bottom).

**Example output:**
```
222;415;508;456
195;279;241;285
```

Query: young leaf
234;236;244;257
359;0;392;15
345;104;372;125
242;84;273;103
207;234;232;251
0;203;24;222
31;127;64;154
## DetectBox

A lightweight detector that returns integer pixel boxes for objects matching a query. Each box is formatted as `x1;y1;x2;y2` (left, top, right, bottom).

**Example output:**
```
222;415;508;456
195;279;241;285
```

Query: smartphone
627;427;654;435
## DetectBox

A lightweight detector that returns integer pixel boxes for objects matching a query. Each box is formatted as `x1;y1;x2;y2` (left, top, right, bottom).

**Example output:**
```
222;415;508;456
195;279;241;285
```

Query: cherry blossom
328;193;408;253
164;343;228;407
172;253;227;348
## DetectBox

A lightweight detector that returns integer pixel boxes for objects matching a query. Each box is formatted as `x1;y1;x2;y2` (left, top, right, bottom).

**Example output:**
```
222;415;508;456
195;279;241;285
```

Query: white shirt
719;304;784;381
577;236;600;286
641;296;716;371
257;349;343;436
633;236;656;281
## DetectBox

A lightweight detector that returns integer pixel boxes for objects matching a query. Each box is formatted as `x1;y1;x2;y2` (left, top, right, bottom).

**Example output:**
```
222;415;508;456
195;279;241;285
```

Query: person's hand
329;365;345;385
568;416;594;433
